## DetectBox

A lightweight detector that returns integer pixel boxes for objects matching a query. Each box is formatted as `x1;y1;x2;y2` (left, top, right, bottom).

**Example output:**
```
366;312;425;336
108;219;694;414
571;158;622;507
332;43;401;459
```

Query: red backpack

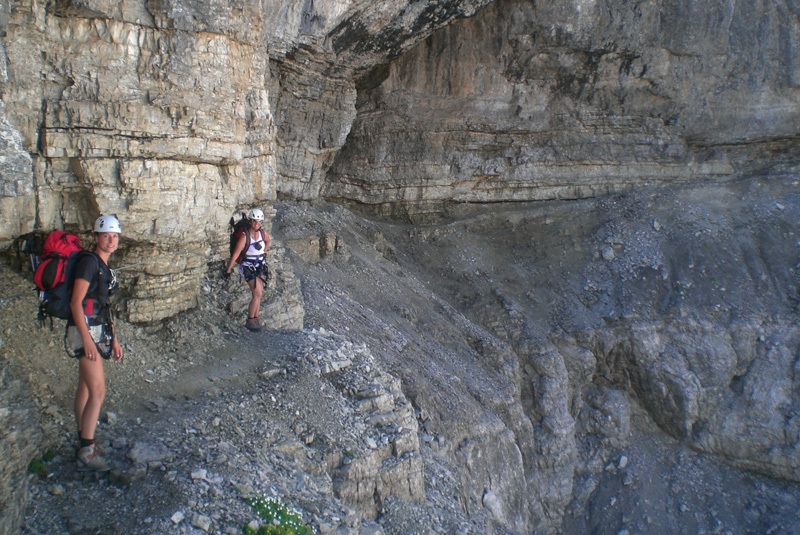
33;231;86;321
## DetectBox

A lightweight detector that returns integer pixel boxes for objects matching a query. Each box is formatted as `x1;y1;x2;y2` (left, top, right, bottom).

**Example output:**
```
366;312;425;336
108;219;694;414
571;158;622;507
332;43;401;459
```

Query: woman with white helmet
68;214;124;471
225;207;271;331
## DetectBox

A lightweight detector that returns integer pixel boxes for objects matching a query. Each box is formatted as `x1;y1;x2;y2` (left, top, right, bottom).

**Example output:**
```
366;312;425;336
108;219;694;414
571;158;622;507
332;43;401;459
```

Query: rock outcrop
0;368;44;535
325;0;800;219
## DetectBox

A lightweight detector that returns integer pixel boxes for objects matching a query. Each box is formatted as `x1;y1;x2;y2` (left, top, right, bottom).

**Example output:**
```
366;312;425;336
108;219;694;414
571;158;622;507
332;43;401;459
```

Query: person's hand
83;337;98;361
111;339;123;362
222;268;231;280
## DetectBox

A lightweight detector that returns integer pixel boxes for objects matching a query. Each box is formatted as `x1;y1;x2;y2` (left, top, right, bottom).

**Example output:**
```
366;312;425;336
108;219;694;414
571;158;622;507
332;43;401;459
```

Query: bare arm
109;321;122;362
70;278;98;361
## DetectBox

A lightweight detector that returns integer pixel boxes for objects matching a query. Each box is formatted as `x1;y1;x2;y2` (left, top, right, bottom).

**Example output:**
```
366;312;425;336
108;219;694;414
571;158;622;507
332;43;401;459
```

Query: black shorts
240;262;270;283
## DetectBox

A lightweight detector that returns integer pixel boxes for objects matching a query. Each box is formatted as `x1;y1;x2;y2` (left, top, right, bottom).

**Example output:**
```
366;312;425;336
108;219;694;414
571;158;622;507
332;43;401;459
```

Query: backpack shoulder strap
236;229;251;262
75;250;100;270
71;251;101;287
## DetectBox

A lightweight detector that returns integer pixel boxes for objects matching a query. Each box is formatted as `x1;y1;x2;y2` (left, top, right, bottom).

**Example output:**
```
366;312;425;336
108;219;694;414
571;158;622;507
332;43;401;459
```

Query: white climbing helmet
249;208;265;222
94;214;122;233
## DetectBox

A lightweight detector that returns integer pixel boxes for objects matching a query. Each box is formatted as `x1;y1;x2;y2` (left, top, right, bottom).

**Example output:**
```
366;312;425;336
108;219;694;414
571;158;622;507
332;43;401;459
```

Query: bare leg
74;379;88;436
75;355;106;441
247;276;263;319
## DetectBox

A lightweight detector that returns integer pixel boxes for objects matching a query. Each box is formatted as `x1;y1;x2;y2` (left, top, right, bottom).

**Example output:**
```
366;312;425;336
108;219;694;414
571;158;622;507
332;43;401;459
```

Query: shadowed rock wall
325;0;800;219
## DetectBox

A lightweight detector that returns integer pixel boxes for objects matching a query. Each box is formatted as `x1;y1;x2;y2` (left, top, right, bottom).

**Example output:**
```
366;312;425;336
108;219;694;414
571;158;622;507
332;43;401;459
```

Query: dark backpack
229;213;266;264
33;231;94;322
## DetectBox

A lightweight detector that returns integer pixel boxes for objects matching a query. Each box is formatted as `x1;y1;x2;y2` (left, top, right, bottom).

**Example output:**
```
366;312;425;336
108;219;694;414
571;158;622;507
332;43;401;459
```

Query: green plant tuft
243;495;314;535
29;458;47;477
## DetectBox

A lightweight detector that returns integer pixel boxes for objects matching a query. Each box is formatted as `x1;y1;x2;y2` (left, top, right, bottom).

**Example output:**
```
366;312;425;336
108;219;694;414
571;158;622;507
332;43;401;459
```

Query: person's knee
91;382;106;401
82;372;106;400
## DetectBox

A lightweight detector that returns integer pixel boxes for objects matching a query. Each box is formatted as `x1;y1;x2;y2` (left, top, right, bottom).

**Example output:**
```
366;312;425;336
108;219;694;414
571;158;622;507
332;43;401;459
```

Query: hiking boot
76;441;107;456
77;445;110;472
245;317;261;332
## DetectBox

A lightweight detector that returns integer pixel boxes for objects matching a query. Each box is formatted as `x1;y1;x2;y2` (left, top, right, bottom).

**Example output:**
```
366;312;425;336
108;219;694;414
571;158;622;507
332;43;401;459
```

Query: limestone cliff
2;0;798;319
326;0;800;219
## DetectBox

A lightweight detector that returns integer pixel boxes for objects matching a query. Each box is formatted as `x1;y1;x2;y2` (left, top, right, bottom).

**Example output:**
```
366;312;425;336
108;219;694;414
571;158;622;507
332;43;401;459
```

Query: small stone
191;468;208;481
653;220;662;231
366;437;378;449
105;411;118;425
617;529;629;535
261;367;283;379
601;245;615;261
680;503;688;512
192;514;212;532
618;455;628;469
482;490;505;523
109;466;147;485
48;484;65;495
318;521;336;534
622;472;634;486
171;511;185;524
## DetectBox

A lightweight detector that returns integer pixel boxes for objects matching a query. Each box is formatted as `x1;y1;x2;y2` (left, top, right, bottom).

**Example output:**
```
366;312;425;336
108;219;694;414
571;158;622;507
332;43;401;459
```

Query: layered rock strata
325;0;800;219
3;0;799;317
2;0;277;320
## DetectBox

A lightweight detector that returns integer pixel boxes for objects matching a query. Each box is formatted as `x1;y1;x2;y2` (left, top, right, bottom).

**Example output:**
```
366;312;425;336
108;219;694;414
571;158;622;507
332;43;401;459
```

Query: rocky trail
3;179;800;534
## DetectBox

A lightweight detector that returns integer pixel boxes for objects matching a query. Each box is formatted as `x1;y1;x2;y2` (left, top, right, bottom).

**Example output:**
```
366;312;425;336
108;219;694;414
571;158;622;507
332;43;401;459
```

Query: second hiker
226;208;271;331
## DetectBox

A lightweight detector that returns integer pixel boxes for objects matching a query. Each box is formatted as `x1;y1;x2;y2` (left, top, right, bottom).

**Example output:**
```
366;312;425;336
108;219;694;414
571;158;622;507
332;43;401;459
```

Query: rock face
0;368;44;535
2;0;278;320
2;0;798;316
325;0;800;219
1;1;800;534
